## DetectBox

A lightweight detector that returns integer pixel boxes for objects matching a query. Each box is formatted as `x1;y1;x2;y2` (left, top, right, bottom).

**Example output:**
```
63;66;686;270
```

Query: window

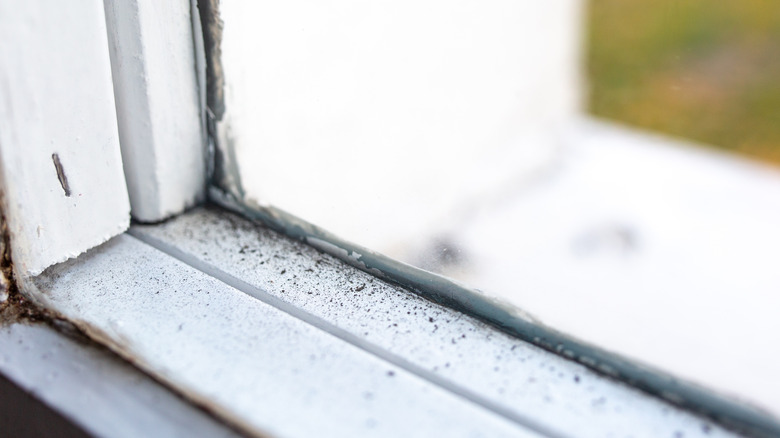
1;0;778;437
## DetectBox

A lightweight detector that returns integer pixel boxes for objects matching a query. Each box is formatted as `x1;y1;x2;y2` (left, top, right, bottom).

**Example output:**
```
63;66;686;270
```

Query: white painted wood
0;323;240;438
132;208;738;438
104;0;206;223
31;234;539;438
0;0;130;276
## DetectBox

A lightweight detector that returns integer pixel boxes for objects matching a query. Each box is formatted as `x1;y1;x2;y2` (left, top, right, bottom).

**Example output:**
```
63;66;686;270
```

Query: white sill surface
19;206;743;437
31;234;534;438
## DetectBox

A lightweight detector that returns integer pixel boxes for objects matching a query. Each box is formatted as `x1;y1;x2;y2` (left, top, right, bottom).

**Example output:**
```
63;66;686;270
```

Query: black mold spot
51;153;71;197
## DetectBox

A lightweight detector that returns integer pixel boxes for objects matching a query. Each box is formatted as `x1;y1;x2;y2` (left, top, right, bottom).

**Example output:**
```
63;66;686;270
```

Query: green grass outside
587;0;780;164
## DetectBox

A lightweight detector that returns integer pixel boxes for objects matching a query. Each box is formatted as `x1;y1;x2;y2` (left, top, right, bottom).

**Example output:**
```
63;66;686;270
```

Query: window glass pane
215;0;780;419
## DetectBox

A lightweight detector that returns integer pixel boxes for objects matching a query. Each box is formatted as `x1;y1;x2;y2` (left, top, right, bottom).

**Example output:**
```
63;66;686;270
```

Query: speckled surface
131;206;742;438
32;234;537;438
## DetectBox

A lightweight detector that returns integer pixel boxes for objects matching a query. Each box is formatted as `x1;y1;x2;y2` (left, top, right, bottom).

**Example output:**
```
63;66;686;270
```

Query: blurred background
219;0;780;414
588;0;780;164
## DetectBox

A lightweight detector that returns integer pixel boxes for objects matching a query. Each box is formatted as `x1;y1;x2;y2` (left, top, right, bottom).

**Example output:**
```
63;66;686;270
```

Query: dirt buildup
0;212;54;325
0;211;12;303
0;289;53;325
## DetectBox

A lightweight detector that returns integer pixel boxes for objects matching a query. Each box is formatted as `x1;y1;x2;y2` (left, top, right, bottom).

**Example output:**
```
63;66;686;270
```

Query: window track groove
128;228;568;438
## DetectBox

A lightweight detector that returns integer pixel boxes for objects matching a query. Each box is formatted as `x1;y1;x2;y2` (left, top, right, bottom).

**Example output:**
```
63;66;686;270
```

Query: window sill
12;205;742;438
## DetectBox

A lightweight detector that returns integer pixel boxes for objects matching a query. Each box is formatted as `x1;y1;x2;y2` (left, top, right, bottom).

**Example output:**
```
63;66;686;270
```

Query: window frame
0;0;778;437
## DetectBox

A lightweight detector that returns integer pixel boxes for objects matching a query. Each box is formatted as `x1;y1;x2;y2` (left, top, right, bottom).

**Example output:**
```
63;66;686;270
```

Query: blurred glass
588;0;780;164
217;0;780;414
